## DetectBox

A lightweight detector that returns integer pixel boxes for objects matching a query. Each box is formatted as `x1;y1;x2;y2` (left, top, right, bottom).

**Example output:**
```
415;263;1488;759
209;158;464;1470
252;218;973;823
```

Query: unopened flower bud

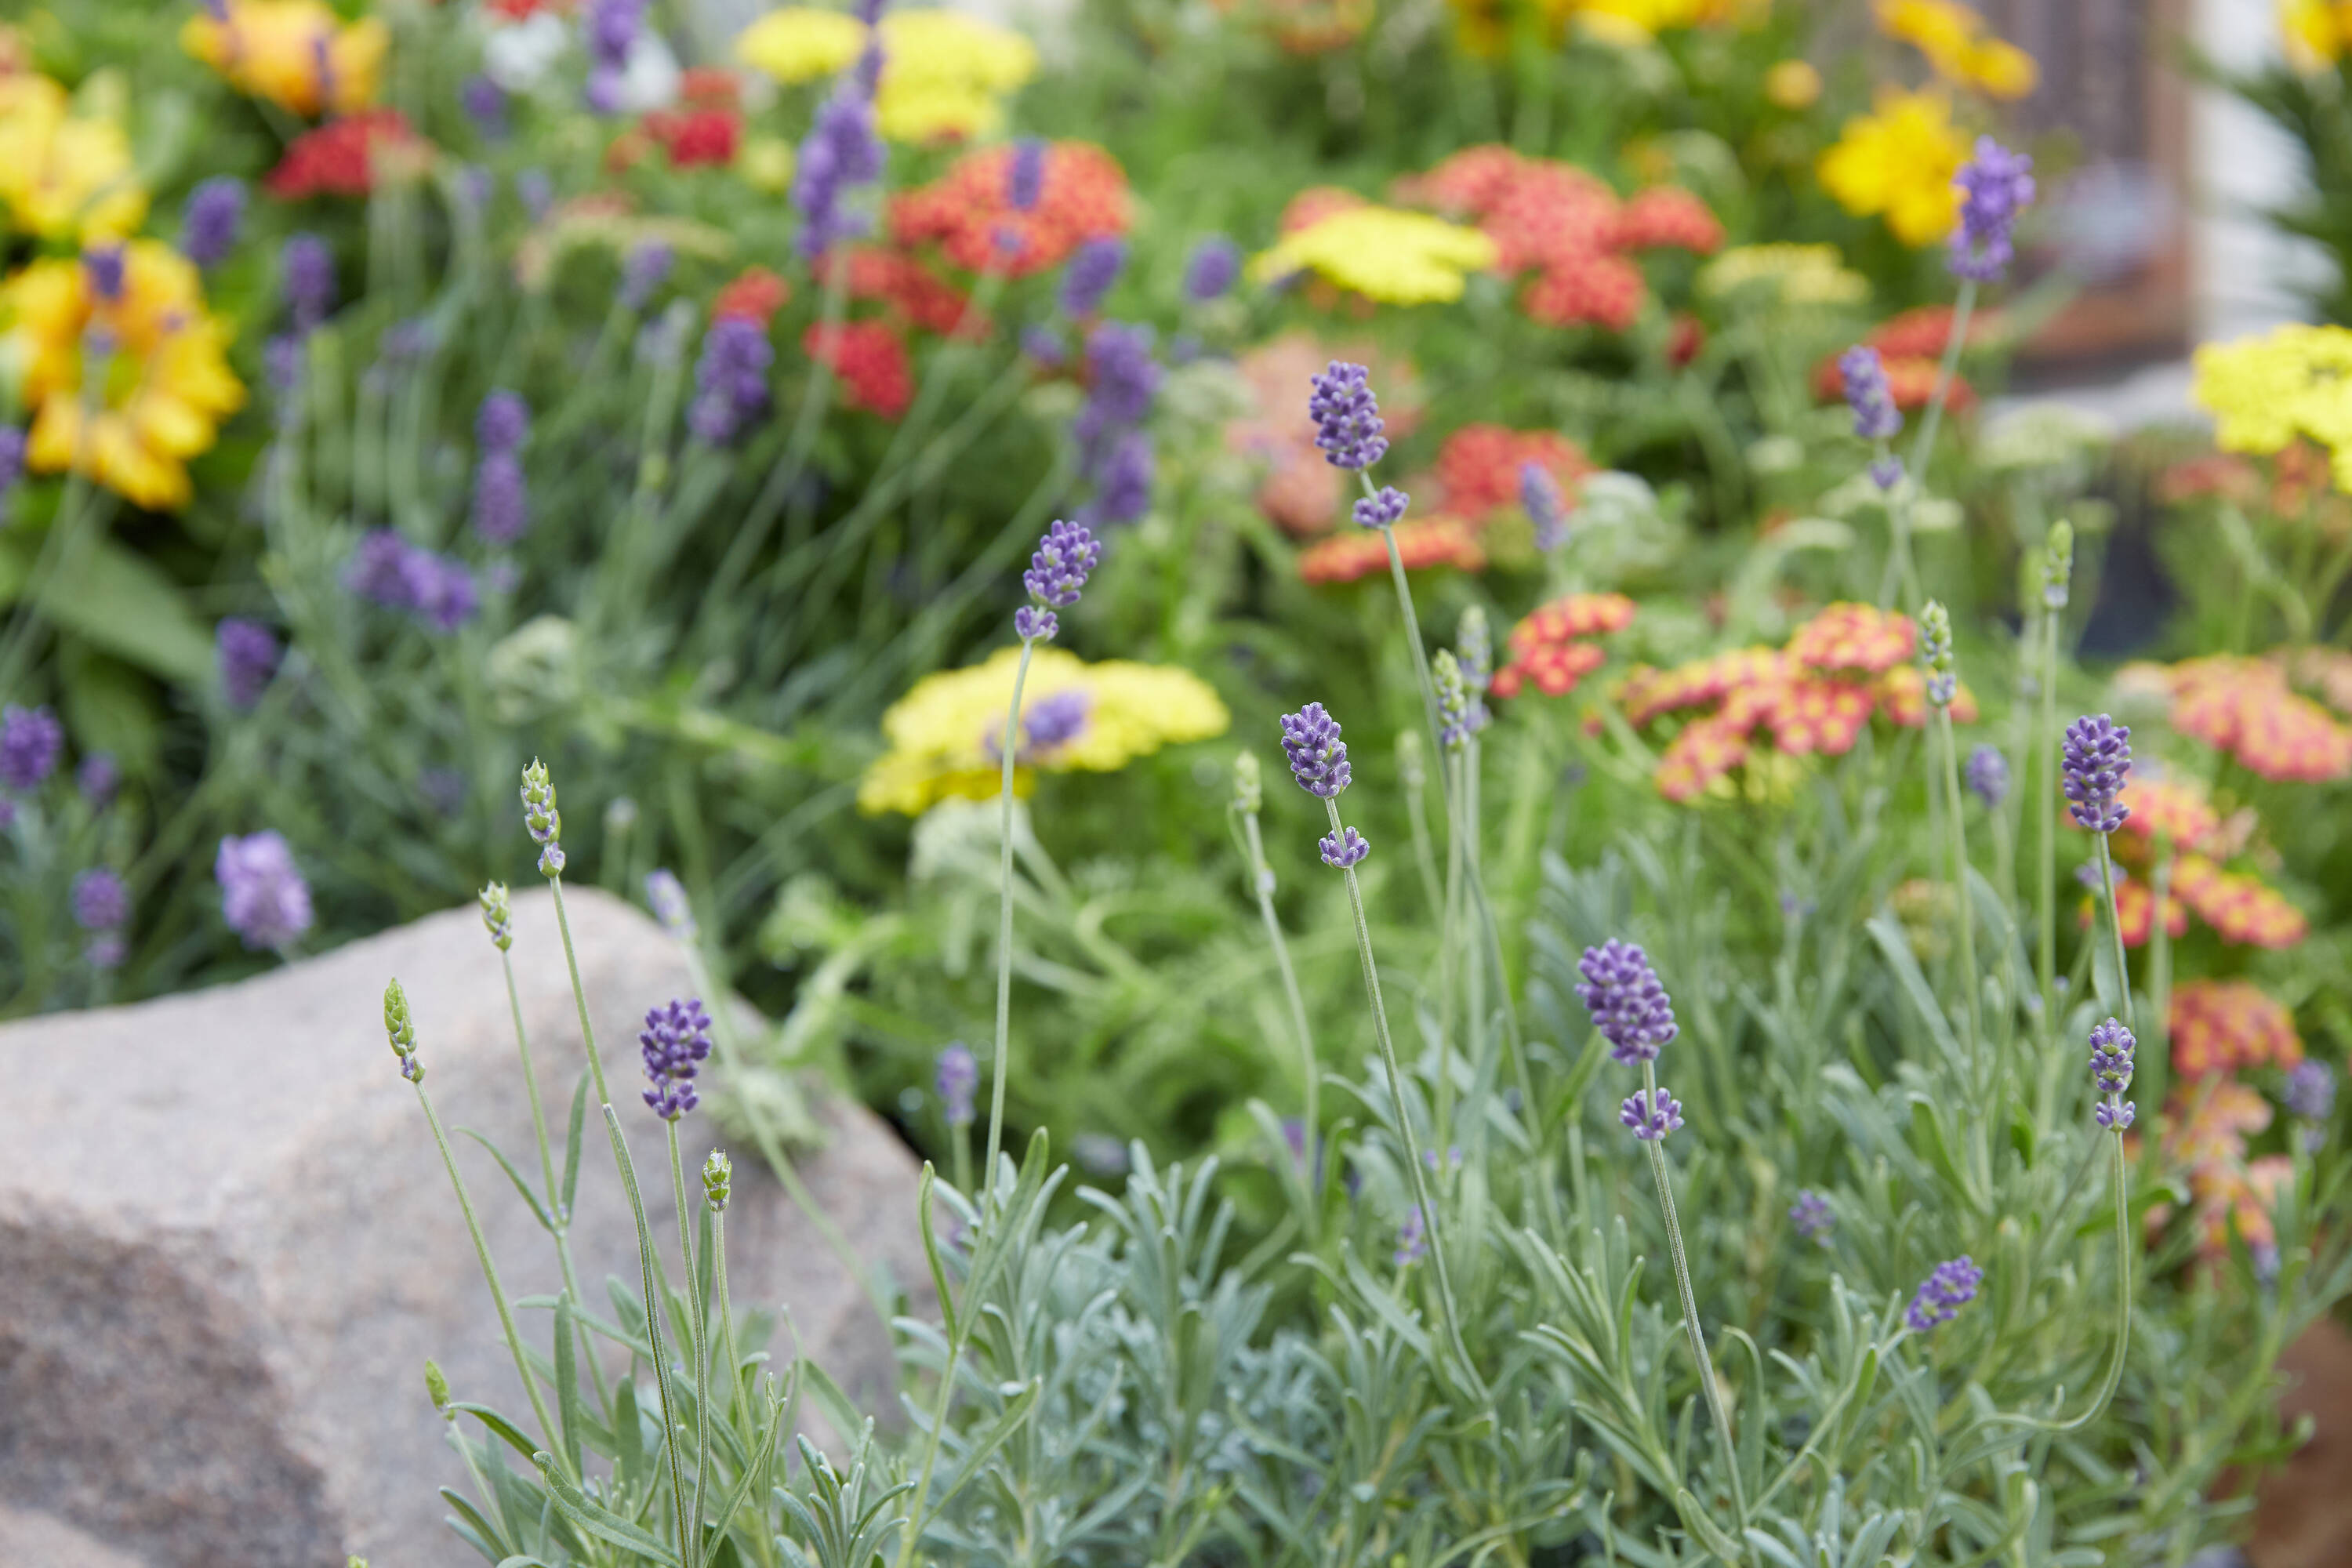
702;1149;733;1212
478;883;514;951
424;1359;451;1413
1232;750;1262;816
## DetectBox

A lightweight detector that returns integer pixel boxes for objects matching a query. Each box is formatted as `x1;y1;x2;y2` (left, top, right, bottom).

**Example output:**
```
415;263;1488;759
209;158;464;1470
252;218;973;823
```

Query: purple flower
792;80;886;260
1870;456;1904;491
1022;688;1092;753
77;752;118;808
688;318;775;445
282;234;336;332
1839;346;1902;443
461;73;508;138
1457;606;1492;691
1013;606;1058;642
1071;321;1160;461
348;531;477;631
1965;745;2009;808
471;452;529;546
645;867;696;938
83;245;125;303
1318;825;1370;868
71;867;130;931
2062;714;2132;833
1522;462;1568;550
1919;599;1956;708
1904;1255;1983;1333
183;177;246;269
1621;1086;1683;1142
936;1041;978;1126
584;0;645;111
1183;235;1240;303
1006;138;1046;212
1394;1203;1428;1265
1352;485;1409;531
1950;136;2035;284
1021;518;1100;632
639;996;713;1120
2089;1017;2136;1131
521;759;564;874
1061;238;1127;317
1021;326;1066;368
1;705;64;792
85;933;126;971
1088;430;1153;525
216;618;281;711
620;241;673;312
0;423;26;510
1574;939;1678;1064
1790;1189;1834;1245
1279;702;1351;798
2285;1061;2336;1130
1435;650;1487;750
1308;360;1387;470
477;389;531;455
216;830;314;950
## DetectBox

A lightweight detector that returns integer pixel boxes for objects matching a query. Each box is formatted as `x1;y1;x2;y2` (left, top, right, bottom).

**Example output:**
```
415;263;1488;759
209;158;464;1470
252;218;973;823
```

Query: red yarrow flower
266;111;423;200
804;321;913;418
646;108;742;169
891;141;1131;278
715;267;791;326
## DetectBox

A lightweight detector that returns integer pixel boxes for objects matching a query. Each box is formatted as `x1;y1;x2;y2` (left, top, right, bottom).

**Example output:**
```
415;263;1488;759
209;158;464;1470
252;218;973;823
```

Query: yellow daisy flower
1876;0;2038;99
181;0;388;119
2192;324;2352;490
1817;89;1967;247
0;76;147;241
2284;0;2352;67
1250;205;1499;307
2;241;246;510
735;7;867;82
736;7;1039;142
859;646;1231;816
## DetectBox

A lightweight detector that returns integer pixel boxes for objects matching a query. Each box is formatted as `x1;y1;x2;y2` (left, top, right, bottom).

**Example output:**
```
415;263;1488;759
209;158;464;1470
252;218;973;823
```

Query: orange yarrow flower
2169;978;2303;1079
1490;592;1635;699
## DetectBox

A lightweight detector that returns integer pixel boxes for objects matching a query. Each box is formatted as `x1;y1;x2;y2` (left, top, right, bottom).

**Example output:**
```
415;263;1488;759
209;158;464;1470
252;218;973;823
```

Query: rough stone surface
0;887;929;1568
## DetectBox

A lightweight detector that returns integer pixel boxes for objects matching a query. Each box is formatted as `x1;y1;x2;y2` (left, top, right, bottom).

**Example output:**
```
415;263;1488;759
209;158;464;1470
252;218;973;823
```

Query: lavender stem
1640;1058;1748;1528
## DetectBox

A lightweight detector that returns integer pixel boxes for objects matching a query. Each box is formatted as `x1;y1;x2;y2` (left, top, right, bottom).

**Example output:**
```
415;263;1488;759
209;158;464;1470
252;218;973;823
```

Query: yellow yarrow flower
1764;59;1823;110
0;76;147;241
2284;0;2352;68
736;7;1038;141
859;646;1232;816
1698;244;1870;306
2;241;246;510
1876;0;2037;99
180;0;388;118
1817;89;1967;247
2192;325;2352;490
1250;205;1498;307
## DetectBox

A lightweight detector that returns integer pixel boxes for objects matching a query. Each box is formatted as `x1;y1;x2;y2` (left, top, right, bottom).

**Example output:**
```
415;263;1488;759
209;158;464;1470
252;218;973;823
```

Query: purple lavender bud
2286;1061;2336;1128
1457;606;1492;691
1352;485;1409;531
1022;326;1066;368
462;73;508;138
639;996;714;1121
1870;456;1904;492
1006;138;1046;212
477;389;531;455
1434;649;1487;750
2062;714;2132;833
478;881;514;951
1949;136;2035;284
688;317;775;445
1318;825;1370;868
1308;360;1387;470
1839;346;1902;443
1022;519;1101;611
1060;238;1127;317
1022;688;1092;754
415;554;480;633
2089;1016;2136;1130
216;830;314;950
517;169;554;221
1394;1203;1428;1266
1789;1189;1834;1244
263;333;304;408
282;234;336;332
77;752;118;808
85;932;126;971
1904;1254;1983;1333
1072;322;1161;457
1575;939;1679;1064
381;319;433;364
1089;431;1154;526
215;619;280;711
82;245;126;304
310;33;336;107
1621;1086;1683;1142
183;177;246;269
471;452;529;546
1521;462;1568;550
587;0;644;71
1183;234;1241;303
619;241;673;312
71;867;130;931
0;424;26;500
521;758;564;874
792;86;885;260
1919;600;1956;708
645;867;697;938
936;1041;978;1127
1965;745;2009;808
1279;703;1351;798
1014;605;1057;642
0;704;64;792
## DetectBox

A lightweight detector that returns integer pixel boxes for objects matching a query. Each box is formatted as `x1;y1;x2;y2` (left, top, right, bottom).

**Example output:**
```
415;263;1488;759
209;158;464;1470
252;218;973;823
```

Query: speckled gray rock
0;886;927;1568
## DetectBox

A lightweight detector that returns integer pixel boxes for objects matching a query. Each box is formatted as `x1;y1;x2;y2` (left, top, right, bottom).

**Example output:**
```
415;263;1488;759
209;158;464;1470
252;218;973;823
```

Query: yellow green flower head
2192;324;2352;488
735;7;1039;141
860;646;1230;815
1250;206;1498;307
1817;89;1967;248
1697;244;1871;306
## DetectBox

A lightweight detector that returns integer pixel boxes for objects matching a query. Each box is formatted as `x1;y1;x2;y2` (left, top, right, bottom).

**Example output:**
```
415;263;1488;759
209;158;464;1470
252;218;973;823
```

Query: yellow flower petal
1250;205;1498;306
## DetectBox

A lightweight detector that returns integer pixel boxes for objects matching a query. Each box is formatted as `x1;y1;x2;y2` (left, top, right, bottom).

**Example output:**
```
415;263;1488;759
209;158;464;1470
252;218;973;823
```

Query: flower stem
1242;808;1319;1237
2036;602;2060;1037
1878;280;1976;612
1639;1059;1748;1528
2093;832;2135;1034
984;637;1039;1208
1984;1131;2134;1436
1936;709;1985;1091
1327;796;1479;1395
546;876;614;1108
603;1105;695;1563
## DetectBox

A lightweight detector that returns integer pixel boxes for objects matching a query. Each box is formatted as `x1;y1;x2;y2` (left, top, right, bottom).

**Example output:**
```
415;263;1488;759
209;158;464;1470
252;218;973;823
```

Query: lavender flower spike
1950;136;2035;284
477;390;531;454
1789;1189;1834;1245
521;758;565;876
1621;1086;1683;1142
1434;648;1487;750
1017;518;1101;641
1184;234;1240;303
385;977;425;1083
183;177;246;269
1006;138;1046;212
688;318;775;445
1965;745;2009;808
1319;825;1370;868
1839;346;1902;443
1279;703;1351;798
2042;519;2074;610
1574;939;1679;1064
1308;361;1387;470
479;882;514;951
2062;714;2132;833
216;830;314;950
1905;1254;1984;1332
282;233;336;332
72;868;130;931
2286;1060;2336;1127
936;1042;978;1127
639;996;714;1120
0;703;64;791
702;1149;732;1210
1919;599;1957;708
645;867;697;938
1060;238;1126;316
1352;485;1408;531
1523;462;1567;550
216;618;281;711
2089;1017;2136;1131
1393;1203;1428;1265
